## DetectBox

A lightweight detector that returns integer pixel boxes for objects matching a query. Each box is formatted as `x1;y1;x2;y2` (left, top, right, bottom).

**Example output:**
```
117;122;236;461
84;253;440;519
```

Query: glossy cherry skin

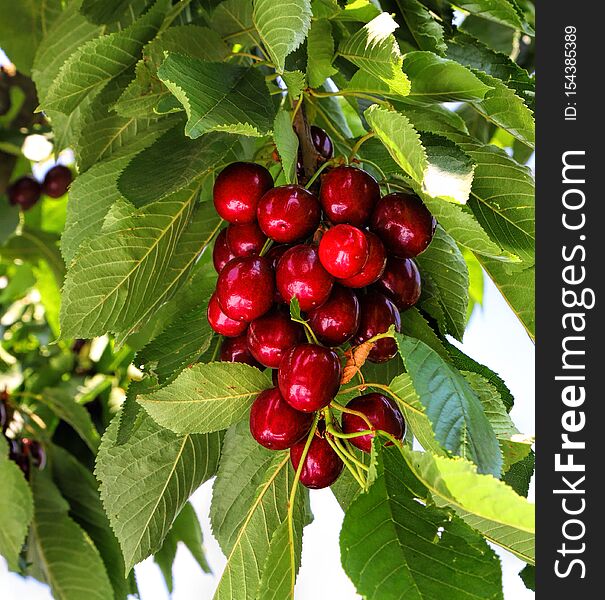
213;228;236;273
279;344;342;412
42;165;72;198
213;162;274;223
353;291;401;363
276;245;334;311
311;126;333;160
226;222;267;257
216;256;275;322
373;257;421;310
341;393;405;453
250;388;313;450
370;192;436;258
318;224;369;279
7;176;41;210
320;166;380;226
220;334;263;369
246;309;303;368
307;286;360;346
207;292;248;337
339;232;386;288
257;185;321;243
290;433;344;489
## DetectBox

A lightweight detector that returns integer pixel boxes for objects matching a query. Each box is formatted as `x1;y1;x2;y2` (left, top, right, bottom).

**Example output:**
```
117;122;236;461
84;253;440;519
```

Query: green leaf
81;0;139;24
0;436;34;570
158;55;276;138
306;19;337;87
281;70;306;99
341;445;504;600
400;307;448;360
273;109;299;184
395;0;447;55
137;362;271;434
453;0;533;34
396;334;502;476
212;0;260;48
113;60;169;118
253;0;312;73
0;199;20;245
503;451;534;498
96;412;222;572
520;564;535;591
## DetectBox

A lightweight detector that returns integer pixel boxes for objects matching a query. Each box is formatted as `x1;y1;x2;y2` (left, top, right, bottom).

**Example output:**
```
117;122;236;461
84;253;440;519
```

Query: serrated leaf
281;70;306;98
113;60;169;118
400;307;448;360
453;0;533;34
273;109;299;184
96;412;222;572
115;376;157;445
396;0;447;55
212;0;259;48
253;0;312;73
81;0;133;24
137;362;271;434
503;451;534;498
306;18;337;87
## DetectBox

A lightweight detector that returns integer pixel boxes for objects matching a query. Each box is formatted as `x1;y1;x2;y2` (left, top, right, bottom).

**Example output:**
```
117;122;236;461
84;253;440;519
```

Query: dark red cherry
353;291;401;363
213;162;273;223
318;224;369;279
307;286;360;346
226;222;267;257
21;438;46;469
290;433;343;489
276;245;333;311
339;232;386;288
265;244;292;303
320;166;380;226
7;176;41;210
310;126;333;160
250;388;313;450
207;292;248;337
370;192;436;258
272;369;279;386
220;334;263;369
213;228;236;273
278;344;342;412
257;185;321;243
42;165;72;198
246;309;303;368
216;256;275;322
373;257;421;310
341;393;405;453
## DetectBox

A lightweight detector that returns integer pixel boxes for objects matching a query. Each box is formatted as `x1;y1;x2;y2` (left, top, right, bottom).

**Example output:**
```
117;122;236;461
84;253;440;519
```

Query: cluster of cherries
1;390;45;479
7;164;72;211
207;127;436;489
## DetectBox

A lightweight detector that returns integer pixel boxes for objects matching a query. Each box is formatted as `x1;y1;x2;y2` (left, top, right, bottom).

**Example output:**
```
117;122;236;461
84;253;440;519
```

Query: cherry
21;438;46;469
341;393;405;453
7;176;41;210
257;185;321;243
307;286;360;346
250;387;313;450
42;165;72;198
339;232;386;288
266;244;291;303
275;245;333;311
290;433;343;489
207;292;248;337
373;257;421;310
213;162;274;223
278;343;342;412
370;192;436;258
216;256;275;322
320;166;380;226
246;309;303;368
220;334;263;369
226;222;267;257
353;291;401;363
311;126;333;160
0;388;9;433
318;224;369;279
213;228;236;273
8;439;29;479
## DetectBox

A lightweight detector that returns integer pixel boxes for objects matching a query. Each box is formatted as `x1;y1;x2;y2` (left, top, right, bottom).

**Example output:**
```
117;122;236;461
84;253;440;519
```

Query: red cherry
310;126;333;160
341;393;405;453
213;228;236;273
220;334;263;369
319;166;380;226
7;176;41;210
257;185;321;243
250;388;314;450
290;433;343;489
216;256;275;322
318;224;369;279
21;438;46;469
42;165;72;198
207;292;248;337
246;309;303;368
266;244;292;303
226;222;267;257
307;286;360;346
373;257;421;310
278;344;342;412
275;245;333;311
339;232;386;288
353;291;401;363
213;162;273;223
370;192;436;258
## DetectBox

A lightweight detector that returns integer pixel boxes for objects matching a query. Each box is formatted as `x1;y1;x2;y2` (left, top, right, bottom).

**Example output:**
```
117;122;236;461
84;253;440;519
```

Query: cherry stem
338;383;425;417
304;159;336;190
307;88;390;108
291;314;320;345
291;95;304;122
326;435;367;488
228;51;264;63
329;400;373;430
349;131;375;160
259;238;274;257
210;336;222;362
326;425;374;441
